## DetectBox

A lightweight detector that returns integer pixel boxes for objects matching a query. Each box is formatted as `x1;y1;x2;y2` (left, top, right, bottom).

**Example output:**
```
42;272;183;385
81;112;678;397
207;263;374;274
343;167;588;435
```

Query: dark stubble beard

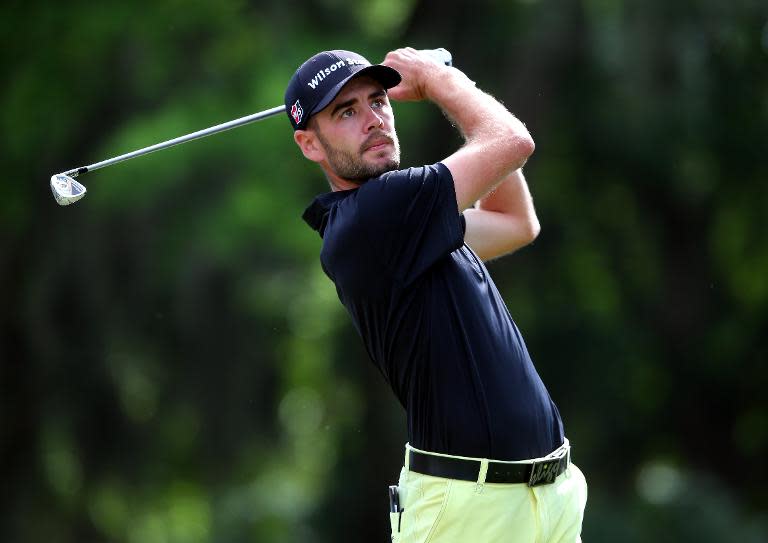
315;129;401;184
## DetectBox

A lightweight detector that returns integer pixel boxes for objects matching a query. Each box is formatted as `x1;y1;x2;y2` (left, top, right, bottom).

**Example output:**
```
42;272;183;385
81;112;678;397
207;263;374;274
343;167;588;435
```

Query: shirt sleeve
355;162;465;286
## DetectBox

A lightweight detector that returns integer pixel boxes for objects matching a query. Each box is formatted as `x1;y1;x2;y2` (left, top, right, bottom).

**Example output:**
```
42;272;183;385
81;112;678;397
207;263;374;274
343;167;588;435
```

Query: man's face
310;76;400;183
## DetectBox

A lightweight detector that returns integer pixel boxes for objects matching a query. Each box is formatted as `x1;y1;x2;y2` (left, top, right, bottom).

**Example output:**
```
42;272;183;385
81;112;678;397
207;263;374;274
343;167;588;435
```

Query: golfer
285;47;587;542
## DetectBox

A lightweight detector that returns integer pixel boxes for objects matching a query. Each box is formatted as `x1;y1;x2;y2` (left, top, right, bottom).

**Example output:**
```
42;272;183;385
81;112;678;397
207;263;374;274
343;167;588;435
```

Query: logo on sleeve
291;100;304;125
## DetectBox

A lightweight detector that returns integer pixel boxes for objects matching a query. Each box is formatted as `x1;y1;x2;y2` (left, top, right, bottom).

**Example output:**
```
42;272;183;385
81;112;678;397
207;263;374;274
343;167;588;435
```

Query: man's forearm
434;67;534;209
425;68;530;156
477;169;536;216
384;48;534;210
463;168;540;261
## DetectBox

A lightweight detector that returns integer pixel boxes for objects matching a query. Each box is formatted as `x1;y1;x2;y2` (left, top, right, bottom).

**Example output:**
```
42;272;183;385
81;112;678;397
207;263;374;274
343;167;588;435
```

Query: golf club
50;48;453;206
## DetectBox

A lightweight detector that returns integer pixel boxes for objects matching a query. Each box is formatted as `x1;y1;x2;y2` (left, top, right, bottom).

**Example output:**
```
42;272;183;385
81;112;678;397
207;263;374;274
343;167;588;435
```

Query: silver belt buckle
527;445;569;487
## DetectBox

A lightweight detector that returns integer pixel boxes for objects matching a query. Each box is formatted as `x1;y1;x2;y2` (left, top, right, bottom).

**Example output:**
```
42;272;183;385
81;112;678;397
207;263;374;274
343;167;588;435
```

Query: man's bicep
442;140;528;212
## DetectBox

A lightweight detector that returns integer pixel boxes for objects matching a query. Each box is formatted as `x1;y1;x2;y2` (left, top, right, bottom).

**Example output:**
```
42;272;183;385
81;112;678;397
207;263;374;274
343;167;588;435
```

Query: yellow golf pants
390;443;588;543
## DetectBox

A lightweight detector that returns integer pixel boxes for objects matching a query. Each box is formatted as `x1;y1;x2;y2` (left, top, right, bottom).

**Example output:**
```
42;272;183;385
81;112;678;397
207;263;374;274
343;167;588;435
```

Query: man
285;48;587;542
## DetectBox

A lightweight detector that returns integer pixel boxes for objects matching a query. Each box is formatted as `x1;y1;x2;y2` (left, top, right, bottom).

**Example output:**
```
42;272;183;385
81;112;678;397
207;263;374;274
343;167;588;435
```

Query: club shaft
59;48;452;179
63;105;286;177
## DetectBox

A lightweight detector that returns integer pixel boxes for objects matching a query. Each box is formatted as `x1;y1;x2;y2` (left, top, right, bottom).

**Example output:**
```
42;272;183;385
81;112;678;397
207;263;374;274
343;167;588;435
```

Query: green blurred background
2;0;767;541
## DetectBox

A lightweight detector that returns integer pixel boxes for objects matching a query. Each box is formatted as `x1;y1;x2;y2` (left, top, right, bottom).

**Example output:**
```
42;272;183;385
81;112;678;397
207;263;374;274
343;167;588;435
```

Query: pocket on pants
398;474;452;543
390;512;403;542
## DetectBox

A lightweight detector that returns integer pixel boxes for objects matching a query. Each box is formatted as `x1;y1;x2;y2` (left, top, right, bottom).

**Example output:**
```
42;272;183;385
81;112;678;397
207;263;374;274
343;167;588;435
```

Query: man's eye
372;99;384;108
341;109;355;118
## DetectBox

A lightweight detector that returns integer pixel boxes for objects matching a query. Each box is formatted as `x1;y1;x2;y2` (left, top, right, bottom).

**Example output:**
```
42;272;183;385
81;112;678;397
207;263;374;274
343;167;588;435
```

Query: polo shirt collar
302;189;357;236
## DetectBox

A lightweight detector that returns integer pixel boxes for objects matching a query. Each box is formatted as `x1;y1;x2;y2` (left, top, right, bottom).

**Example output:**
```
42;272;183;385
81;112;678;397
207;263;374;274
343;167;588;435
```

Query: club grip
420;48;453;66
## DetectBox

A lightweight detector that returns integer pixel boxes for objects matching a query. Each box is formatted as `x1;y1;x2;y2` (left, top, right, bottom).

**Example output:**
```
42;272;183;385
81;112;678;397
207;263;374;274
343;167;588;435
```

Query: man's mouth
362;135;393;154
367;142;390;152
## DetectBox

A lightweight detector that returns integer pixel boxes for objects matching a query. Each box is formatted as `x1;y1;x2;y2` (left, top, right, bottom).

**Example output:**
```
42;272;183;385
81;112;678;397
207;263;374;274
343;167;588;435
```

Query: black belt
409;446;570;486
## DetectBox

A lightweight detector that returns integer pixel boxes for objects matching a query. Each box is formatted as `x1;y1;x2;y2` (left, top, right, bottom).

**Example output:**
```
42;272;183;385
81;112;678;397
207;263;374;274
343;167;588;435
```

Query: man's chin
367;159;400;178
342;160;400;184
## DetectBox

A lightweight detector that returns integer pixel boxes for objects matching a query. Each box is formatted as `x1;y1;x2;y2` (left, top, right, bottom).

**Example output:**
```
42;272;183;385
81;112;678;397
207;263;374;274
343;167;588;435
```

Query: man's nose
364;107;384;132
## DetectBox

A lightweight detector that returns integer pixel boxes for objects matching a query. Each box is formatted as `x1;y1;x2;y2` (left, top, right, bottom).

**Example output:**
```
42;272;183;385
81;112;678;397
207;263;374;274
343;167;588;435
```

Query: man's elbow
517;133;536;162
520;215;541;245
500;129;535;172
491;218;540;259
528;217;541;243
500;215;540;254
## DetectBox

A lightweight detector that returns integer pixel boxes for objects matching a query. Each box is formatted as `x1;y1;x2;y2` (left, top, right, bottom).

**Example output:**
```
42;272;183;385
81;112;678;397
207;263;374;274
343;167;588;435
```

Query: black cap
284;50;401;130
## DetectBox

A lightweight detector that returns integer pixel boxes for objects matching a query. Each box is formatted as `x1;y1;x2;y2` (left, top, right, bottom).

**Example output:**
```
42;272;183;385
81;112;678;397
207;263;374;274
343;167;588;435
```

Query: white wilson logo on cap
307;57;367;89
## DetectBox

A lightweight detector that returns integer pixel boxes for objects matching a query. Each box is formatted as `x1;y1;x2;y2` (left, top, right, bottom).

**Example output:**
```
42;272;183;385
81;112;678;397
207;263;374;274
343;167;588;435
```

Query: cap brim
309;64;402;118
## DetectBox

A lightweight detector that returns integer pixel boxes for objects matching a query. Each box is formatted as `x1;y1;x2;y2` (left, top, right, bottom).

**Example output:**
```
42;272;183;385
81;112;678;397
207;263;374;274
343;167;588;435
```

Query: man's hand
389;47;534;213
385;47;535;213
382;47;452;102
382;46;537;262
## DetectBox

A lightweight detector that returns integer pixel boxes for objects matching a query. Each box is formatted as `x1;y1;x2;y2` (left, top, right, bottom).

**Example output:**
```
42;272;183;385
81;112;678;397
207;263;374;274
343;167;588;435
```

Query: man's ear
294;129;325;163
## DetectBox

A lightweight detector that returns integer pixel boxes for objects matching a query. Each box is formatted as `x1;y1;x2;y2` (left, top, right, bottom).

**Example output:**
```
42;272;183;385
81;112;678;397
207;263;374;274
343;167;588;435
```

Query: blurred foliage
1;0;767;541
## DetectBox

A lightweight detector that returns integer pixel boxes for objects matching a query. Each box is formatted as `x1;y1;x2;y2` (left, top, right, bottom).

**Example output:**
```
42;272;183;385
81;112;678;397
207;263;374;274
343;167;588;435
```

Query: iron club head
50;174;87;206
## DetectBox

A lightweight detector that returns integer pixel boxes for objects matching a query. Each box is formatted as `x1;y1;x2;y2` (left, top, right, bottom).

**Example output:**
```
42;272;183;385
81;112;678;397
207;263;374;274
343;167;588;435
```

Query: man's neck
323;167;363;192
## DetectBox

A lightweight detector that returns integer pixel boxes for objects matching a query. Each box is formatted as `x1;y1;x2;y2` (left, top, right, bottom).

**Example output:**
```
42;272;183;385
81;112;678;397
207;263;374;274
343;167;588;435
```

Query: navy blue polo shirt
302;163;564;460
